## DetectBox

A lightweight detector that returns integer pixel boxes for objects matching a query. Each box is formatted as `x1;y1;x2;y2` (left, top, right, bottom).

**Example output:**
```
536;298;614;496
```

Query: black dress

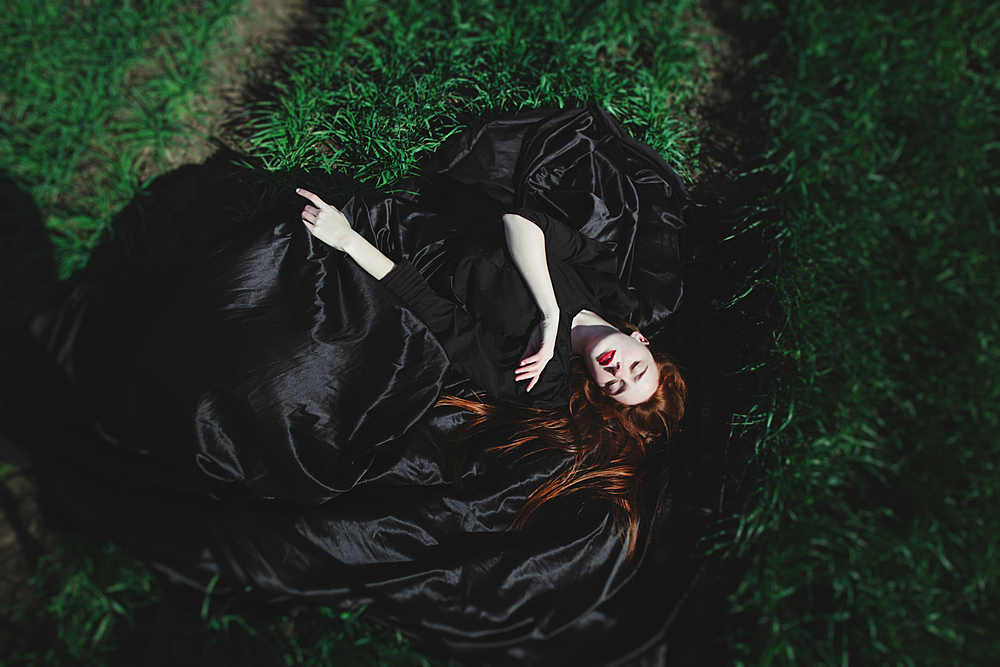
380;206;638;409
3;104;707;666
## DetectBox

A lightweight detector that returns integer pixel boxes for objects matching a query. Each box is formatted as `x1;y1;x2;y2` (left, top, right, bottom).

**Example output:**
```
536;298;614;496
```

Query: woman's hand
297;188;358;251
502;213;561;393
296;187;396;280
515;314;558;392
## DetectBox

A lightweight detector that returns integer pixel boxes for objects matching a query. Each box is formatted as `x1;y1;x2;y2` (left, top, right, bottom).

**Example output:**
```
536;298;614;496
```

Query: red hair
440;330;686;560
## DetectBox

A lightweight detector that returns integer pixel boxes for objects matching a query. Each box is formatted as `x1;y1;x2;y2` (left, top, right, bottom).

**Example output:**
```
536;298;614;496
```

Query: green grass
7;539;161;666
1;0;713;664
0;0;244;277
4;538;442;666
235;0;710;188
729;0;1000;664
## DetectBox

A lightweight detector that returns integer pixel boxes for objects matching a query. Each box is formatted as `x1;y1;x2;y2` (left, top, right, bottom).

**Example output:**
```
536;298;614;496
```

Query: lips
597;350;615;366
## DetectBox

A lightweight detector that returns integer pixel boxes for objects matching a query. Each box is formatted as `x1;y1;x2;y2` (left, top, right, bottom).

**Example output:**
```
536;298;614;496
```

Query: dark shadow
658;0;786;663
83;147;270;277
0;173;56;331
0;174;56;468
81;147;359;281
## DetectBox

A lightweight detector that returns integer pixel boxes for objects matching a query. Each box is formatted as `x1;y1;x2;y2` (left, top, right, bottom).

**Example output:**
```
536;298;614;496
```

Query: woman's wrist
340;231;395;280
338;230;366;256
539;303;560;322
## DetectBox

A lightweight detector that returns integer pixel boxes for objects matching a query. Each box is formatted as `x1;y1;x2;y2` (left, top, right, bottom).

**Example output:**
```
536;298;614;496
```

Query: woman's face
584;331;658;405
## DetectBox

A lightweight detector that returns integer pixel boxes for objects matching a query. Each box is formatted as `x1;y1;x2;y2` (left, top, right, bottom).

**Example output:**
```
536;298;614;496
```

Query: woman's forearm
502;213;559;319
297;188;395;280
341;232;396;280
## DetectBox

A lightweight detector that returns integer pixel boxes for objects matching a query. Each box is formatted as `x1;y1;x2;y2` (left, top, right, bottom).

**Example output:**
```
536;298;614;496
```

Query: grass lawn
729;0;999;664
234;0;708;186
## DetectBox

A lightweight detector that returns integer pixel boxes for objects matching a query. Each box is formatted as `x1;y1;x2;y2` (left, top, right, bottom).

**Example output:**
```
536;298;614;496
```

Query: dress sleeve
380;260;566;408
504;207;608;267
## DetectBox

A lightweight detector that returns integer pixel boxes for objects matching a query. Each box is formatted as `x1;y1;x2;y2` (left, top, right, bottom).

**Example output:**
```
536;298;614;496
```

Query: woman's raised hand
515;315;558;393
297;188;357;251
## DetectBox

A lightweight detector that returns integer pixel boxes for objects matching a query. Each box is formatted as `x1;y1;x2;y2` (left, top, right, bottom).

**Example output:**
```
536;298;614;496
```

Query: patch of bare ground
691;0;774;194
150;0;312;175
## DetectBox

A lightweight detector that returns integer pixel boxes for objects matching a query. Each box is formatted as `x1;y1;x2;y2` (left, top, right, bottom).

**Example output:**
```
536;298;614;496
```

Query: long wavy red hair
440;325;686;560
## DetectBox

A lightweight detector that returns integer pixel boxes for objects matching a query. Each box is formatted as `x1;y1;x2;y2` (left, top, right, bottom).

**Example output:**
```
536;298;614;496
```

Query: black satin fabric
5;105;709;665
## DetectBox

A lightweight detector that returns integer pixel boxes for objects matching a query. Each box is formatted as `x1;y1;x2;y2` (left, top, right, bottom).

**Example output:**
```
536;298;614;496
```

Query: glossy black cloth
5;105;708;665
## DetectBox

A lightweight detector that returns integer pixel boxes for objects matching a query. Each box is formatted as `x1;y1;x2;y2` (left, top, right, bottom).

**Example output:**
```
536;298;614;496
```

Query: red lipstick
597;350;615;365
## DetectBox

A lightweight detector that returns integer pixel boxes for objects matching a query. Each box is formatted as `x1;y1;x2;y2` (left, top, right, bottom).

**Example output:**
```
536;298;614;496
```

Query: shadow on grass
0;173;56;331
80;147;367;279
659;0;787;661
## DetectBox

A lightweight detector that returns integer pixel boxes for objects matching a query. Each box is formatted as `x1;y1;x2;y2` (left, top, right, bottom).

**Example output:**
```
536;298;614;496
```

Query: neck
570;309;617;355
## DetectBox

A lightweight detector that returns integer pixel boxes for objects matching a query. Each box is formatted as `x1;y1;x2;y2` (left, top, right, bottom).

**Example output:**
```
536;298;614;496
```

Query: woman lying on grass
297;186;686;559
5;104;699;665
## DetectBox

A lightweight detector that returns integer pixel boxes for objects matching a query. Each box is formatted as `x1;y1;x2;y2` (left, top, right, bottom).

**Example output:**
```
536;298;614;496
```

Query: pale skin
297;189;656;404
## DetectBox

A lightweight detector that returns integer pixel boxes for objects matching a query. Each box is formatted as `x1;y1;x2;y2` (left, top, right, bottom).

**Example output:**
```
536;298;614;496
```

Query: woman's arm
502;212;560;392
297;188;395;279
298;192;559;395
502;213;560;318
298;189;562;405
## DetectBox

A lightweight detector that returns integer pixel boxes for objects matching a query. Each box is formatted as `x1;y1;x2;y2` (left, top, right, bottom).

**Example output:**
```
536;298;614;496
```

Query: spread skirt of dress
4;104;722;665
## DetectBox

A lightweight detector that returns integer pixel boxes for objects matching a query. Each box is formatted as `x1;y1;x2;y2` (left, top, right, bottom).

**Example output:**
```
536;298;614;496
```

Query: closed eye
605;363;646;396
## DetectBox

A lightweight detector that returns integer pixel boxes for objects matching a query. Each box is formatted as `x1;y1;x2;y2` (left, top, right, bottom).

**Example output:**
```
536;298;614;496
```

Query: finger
295;188;328;209
514;363;538;376
514;370;538;390
520;352;551;369
520;351;542;365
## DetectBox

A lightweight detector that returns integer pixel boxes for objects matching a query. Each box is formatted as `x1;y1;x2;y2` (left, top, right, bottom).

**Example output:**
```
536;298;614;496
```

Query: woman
5;104;702;665
297;187;686;557
299;189;663;405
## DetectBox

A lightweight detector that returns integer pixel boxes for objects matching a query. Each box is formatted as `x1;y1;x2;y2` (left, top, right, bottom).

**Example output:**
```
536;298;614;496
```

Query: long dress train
3;104;731;666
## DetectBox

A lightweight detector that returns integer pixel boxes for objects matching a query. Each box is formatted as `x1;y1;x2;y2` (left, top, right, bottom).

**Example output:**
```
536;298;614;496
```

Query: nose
605;361;620;377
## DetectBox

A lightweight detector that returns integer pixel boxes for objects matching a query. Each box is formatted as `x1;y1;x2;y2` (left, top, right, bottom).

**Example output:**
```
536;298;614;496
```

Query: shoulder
502;207;552;229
